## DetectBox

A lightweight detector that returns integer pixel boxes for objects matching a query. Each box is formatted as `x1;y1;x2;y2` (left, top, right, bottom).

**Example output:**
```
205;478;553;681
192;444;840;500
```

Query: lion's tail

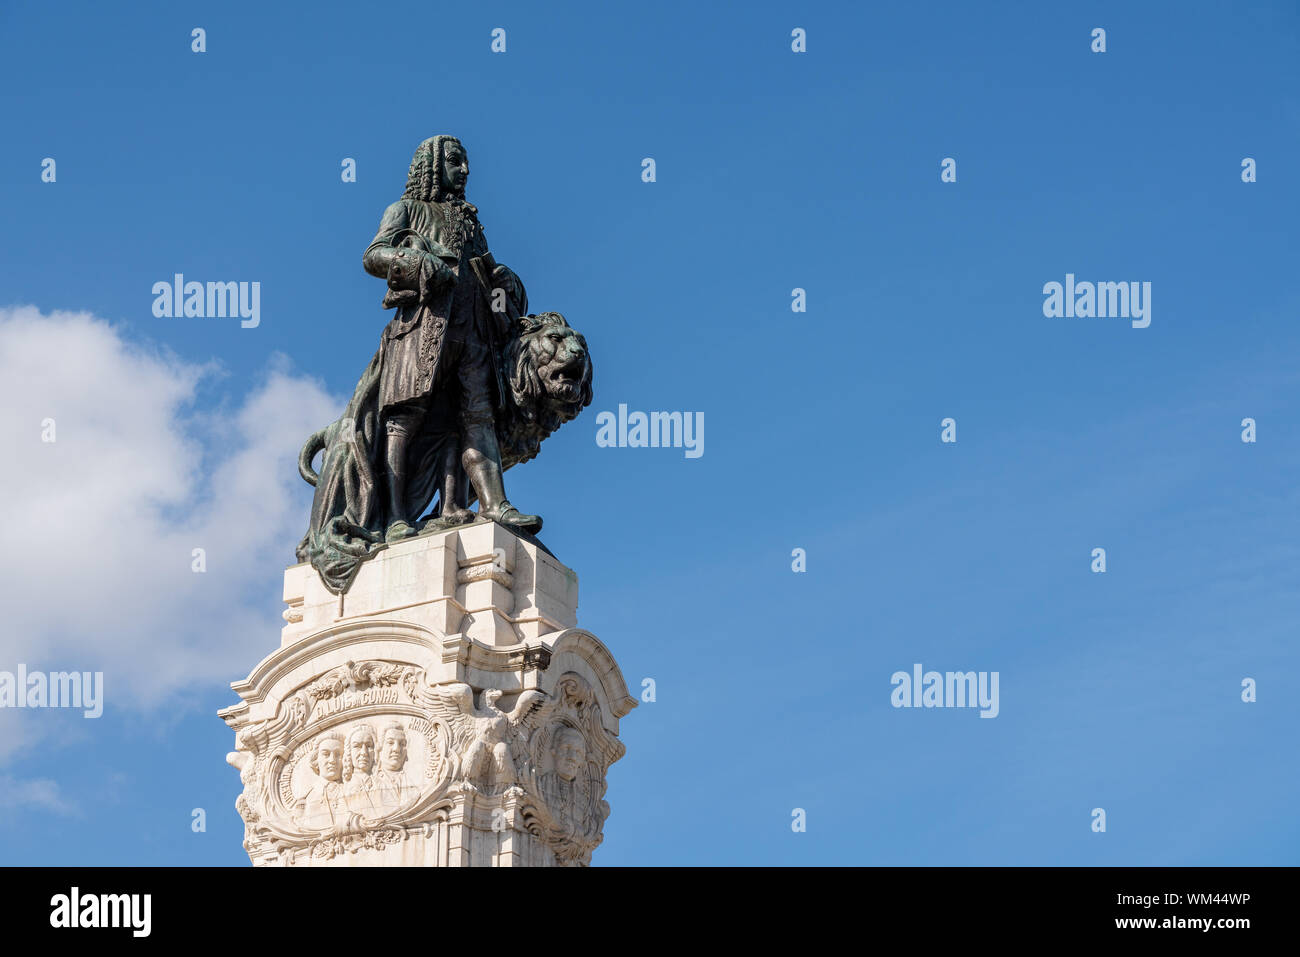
298;428;328;487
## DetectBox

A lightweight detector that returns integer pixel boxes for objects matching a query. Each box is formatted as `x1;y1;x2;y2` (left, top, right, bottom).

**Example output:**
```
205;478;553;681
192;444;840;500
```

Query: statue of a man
342;724;381;816
295;136;594;595
540;725;592;832
374;721;414;809
296;733;348;829
363;135;540;542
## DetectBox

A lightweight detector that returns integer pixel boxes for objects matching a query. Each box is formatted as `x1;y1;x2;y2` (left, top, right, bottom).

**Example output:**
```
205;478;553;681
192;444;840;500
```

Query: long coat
292;196;529;593
362;196;510;414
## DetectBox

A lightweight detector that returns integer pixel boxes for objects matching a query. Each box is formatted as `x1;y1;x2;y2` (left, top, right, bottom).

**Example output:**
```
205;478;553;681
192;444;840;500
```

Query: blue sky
0;0;1297;865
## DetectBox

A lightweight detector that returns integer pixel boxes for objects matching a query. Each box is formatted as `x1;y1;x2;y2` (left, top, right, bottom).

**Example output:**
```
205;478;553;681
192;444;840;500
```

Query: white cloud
0;306;340;758
0;774;79;816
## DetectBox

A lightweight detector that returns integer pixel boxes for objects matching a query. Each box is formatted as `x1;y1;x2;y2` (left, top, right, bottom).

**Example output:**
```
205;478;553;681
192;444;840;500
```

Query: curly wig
402;135;464;202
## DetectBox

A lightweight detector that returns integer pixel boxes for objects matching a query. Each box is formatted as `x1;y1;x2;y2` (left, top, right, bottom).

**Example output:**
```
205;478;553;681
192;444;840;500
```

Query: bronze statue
295;136;593;594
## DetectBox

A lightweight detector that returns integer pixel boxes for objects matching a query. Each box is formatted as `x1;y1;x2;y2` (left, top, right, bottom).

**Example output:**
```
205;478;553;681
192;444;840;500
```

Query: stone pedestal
219;520;635;866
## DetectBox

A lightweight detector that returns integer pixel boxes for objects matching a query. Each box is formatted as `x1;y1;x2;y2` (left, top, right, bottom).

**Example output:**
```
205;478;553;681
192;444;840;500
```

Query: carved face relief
348;726;376;775
441;141;468;196
553;727;586;782
381;726;408;771
314;737;344;783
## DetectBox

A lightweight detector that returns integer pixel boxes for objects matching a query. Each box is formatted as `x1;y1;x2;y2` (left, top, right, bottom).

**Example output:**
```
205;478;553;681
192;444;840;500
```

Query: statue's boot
466;458;543;535
384;424;421;542
386;520;416;543
428;442;475;530
419;506;474;533
478;501;543;536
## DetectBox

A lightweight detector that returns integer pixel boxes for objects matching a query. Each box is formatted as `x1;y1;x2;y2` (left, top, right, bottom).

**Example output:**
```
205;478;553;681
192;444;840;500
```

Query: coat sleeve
362;201;412;281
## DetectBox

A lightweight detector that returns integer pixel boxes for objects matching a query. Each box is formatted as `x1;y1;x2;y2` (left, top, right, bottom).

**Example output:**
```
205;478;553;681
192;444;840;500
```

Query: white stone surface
222;522;634;866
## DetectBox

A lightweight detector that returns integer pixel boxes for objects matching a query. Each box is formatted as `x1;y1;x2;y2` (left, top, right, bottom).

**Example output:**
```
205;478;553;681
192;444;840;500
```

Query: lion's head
499;312;593;468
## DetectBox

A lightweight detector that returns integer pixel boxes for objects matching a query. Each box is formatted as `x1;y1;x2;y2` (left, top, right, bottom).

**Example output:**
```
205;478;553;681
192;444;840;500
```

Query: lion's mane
497;312;593;470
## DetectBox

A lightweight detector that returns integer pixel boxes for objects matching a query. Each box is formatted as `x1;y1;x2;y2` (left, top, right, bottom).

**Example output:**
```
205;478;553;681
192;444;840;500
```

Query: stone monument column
220;521;635;866
219;135;632;866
